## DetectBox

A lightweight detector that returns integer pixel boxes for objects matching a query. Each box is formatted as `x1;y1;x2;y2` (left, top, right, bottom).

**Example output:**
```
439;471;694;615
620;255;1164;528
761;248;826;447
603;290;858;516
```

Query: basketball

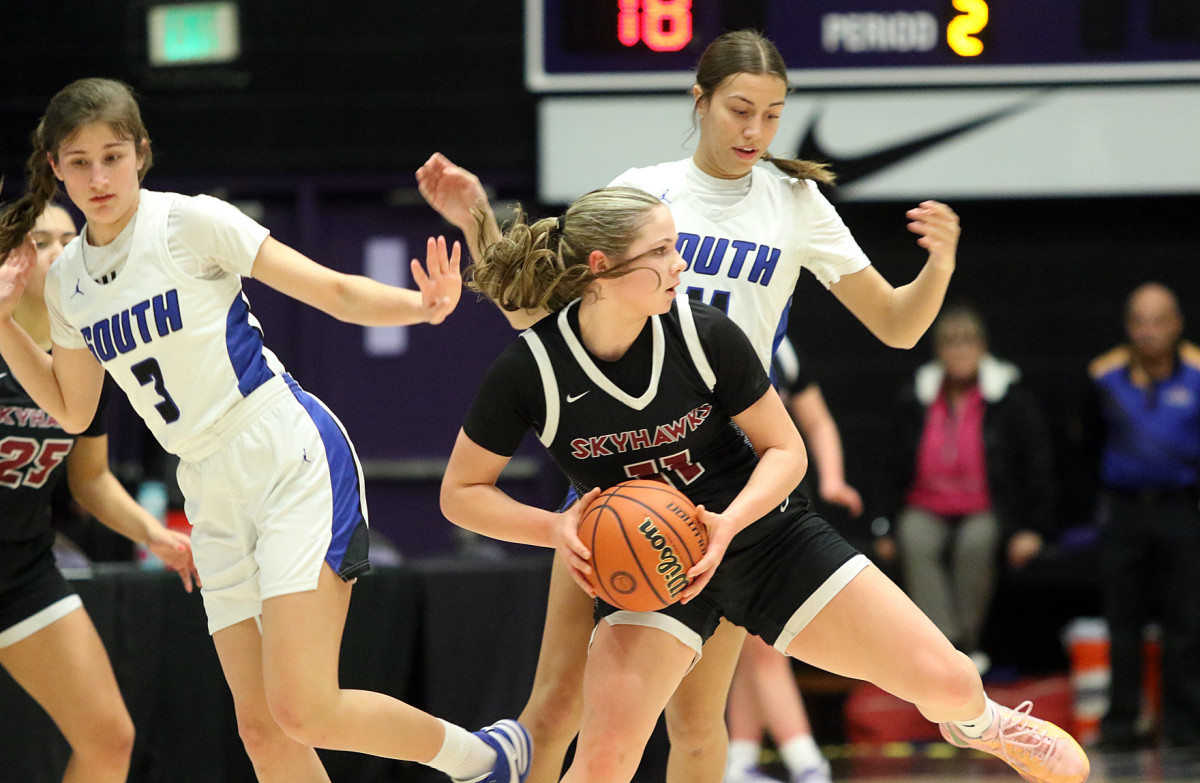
577;479;709;612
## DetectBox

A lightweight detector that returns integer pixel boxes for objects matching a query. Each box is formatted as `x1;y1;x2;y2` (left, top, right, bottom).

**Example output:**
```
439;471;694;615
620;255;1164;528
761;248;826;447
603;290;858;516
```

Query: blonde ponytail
469;187;664;313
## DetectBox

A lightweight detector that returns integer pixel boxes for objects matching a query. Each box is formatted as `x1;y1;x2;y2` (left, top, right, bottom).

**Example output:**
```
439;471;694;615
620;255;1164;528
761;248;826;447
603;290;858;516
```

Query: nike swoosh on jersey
566;391;590;403
797;93;1047;187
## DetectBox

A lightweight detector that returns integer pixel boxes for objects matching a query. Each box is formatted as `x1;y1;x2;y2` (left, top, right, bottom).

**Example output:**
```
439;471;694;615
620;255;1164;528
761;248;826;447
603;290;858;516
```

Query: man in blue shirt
1088;282;1200;750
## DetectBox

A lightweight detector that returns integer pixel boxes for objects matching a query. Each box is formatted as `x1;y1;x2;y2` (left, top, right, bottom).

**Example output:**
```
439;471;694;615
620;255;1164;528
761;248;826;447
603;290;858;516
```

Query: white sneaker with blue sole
454;719;532;783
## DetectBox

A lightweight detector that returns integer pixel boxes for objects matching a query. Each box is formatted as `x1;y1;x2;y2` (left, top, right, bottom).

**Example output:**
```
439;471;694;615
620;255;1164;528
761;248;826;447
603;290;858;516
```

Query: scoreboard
527;0;1200;91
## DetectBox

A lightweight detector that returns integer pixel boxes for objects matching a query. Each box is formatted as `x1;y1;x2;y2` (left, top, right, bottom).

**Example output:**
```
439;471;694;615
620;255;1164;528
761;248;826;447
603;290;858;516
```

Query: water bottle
136;480;168;569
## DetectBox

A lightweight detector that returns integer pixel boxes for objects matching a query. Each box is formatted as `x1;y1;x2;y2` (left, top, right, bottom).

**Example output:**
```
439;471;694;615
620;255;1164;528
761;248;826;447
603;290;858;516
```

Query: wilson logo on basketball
638;518;690;598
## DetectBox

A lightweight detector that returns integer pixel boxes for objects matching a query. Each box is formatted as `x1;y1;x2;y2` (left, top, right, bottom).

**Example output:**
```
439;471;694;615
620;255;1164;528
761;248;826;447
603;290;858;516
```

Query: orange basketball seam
584;501;657;610
583;506;615;607
583;504;624;608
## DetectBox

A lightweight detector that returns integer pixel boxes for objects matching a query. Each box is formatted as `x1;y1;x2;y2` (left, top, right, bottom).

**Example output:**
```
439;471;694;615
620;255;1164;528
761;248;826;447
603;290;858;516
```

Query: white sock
779;734;824;773
952;698;998;739
426;719;496;780
726;739;761;773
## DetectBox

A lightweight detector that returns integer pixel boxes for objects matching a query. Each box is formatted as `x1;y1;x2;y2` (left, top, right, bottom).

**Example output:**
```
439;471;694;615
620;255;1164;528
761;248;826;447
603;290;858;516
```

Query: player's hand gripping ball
577;479;708;611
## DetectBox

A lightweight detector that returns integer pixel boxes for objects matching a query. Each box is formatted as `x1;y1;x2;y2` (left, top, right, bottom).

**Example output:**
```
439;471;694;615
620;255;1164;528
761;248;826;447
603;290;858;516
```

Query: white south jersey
48;190;285;459
609;159;871;370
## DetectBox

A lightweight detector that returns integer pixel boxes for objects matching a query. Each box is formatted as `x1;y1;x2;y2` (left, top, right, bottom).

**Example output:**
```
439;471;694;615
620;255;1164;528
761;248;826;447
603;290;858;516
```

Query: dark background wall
3;1;1198;555
1;0;537;179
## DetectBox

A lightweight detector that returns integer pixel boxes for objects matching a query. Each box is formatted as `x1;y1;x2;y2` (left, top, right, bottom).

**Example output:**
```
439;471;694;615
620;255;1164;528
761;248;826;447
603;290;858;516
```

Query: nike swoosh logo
566;391;590;403
797;92;1048;187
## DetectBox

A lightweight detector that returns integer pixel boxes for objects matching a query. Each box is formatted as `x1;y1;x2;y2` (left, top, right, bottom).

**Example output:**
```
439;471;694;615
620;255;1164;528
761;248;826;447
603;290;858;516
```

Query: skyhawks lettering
81;289;183;363
570;404;711;459
0;406;60;429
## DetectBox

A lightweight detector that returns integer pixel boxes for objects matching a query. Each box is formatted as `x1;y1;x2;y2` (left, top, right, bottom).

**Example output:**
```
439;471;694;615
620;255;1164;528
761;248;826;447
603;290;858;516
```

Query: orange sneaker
940;701;1090;783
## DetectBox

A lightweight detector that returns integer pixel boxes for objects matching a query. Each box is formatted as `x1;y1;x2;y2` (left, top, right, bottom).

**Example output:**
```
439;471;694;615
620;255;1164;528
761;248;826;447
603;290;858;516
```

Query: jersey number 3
132;358;181;423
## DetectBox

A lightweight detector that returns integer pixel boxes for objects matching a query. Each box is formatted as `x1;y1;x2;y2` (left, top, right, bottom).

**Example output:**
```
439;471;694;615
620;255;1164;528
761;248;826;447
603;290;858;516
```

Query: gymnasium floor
758;744;1200;783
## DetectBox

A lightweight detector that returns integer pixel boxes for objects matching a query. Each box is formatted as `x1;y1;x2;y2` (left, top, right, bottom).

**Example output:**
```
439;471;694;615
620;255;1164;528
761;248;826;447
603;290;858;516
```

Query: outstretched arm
830;200;959;349
250;234;462;326
415;152;502;262
0;237;105;432
416;153;549;330
67;435;200;591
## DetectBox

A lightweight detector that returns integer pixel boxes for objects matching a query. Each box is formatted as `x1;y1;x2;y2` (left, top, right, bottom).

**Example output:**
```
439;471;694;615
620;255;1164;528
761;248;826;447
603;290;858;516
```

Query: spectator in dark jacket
874;305;1056;673
1085;282;1200;750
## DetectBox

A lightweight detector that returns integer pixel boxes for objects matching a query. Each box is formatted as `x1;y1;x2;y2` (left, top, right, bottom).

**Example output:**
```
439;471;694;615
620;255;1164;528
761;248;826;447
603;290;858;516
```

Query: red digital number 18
617;0;693;52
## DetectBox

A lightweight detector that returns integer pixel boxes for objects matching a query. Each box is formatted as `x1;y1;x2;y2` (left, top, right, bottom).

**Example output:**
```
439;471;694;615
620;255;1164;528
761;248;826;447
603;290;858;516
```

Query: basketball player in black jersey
440;187;1089;783
0;204;198;782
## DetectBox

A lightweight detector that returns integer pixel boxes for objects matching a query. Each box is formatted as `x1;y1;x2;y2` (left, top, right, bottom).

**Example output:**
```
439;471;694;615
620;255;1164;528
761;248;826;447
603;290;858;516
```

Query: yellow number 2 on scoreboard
947;0;989;57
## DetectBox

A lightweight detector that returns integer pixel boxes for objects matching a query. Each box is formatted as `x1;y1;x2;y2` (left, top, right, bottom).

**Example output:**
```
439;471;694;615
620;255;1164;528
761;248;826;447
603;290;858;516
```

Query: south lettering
676;233;780;287
80;290;183;363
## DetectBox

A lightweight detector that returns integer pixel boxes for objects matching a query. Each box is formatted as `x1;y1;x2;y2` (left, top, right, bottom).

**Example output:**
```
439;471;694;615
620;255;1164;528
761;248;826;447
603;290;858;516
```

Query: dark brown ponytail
0;127;61;254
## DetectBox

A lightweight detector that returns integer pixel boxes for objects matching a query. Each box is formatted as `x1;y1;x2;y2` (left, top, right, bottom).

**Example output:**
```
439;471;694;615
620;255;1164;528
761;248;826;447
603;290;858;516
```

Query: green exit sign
148;3;240;66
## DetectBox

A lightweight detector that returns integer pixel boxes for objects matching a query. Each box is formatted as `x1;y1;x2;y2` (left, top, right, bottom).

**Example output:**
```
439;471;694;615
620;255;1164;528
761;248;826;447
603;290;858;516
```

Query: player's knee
236;711;292;763
267;692;335;747
521;679;583;743
71;708;135;770
664;708;726;760
921;648;982;712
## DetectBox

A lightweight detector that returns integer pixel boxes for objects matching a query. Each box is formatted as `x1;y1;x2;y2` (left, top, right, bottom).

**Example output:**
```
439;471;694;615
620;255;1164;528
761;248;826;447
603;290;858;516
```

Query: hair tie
556;215;566;234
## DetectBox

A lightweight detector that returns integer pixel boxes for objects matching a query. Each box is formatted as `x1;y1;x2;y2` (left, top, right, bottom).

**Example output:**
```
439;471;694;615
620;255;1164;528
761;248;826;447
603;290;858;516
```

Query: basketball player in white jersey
418;28;958;783
0;78;529;783
439;187;1089;783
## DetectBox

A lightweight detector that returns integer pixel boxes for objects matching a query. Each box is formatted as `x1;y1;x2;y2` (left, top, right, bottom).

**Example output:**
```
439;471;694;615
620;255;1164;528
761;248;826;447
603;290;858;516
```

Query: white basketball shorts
177;375;370;634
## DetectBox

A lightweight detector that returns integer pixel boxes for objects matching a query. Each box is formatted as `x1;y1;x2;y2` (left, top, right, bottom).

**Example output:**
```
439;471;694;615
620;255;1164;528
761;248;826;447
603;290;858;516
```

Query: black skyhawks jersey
465;296;799;518
0;355;106;542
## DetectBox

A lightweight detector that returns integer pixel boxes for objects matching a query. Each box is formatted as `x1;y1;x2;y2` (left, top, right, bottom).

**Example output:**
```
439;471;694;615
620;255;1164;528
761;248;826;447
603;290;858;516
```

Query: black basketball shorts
595;503;868;657
0;530;81;648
